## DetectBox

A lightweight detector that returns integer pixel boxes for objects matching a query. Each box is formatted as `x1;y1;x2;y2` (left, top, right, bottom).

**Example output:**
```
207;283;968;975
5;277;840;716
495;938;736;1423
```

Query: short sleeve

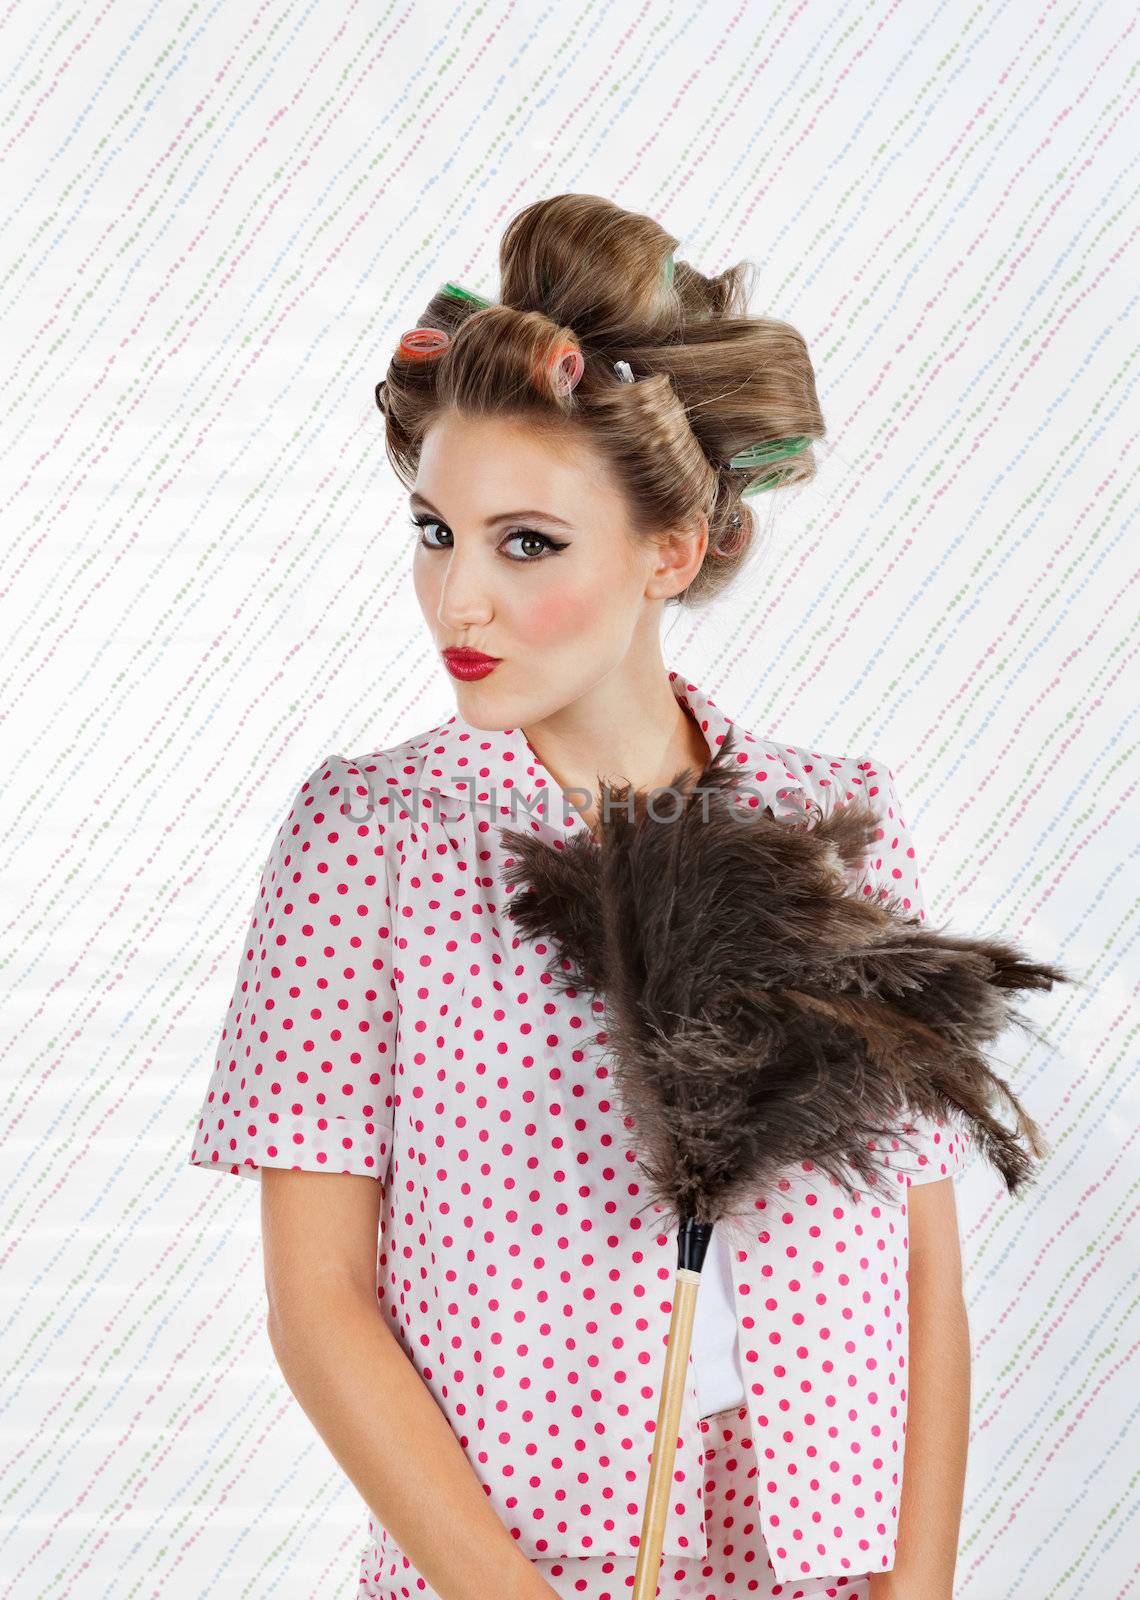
857;753;977;1186
878;1107;978;1186
856;752;926;922
187;751;399;1185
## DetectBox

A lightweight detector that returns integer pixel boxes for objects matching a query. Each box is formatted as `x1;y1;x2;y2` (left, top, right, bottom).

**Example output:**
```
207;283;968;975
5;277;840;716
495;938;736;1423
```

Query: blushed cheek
519;586;599;642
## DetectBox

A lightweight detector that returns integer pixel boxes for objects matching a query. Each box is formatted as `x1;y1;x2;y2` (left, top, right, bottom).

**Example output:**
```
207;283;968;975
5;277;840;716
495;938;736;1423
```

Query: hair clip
613;360;636;383
398;327;450;360
439;281;493;308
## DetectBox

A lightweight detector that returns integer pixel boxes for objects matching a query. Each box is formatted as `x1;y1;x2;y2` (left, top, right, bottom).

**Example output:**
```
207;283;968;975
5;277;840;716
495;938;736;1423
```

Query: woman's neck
523;671;712;837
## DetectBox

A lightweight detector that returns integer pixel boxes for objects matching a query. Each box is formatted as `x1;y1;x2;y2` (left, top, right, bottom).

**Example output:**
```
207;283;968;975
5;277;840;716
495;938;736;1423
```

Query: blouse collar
409;668;813;838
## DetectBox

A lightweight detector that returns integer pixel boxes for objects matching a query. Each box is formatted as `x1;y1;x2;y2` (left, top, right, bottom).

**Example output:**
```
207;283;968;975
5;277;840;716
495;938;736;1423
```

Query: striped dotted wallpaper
1;1;1134;1596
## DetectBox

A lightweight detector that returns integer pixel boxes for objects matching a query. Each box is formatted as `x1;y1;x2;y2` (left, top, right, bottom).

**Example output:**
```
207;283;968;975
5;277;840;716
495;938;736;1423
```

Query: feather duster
500;725;1071;1226
497;726;1072;1595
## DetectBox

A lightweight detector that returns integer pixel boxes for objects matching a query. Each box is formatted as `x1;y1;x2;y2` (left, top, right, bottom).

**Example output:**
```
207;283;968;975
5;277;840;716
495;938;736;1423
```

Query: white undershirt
690;1223;746;1417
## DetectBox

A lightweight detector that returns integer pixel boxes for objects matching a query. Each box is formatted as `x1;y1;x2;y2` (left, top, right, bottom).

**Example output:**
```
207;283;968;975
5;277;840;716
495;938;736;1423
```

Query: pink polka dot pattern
359;1406;871;1599
188;672;972;1586
188;754;400;1181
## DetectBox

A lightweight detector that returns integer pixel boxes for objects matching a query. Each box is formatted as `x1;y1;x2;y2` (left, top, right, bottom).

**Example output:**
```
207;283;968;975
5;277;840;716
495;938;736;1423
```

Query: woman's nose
436;549;493;629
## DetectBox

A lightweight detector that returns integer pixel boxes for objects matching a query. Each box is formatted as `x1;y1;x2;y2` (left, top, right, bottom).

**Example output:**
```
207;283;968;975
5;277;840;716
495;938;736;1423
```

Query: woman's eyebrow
408;491;574;530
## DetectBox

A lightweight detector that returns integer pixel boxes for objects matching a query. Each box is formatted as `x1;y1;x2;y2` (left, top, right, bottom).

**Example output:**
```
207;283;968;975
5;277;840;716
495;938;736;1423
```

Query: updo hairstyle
376;193;825;608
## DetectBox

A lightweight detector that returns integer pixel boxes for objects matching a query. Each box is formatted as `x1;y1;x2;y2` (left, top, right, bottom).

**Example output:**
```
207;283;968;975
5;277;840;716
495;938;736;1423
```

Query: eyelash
407;513;570;563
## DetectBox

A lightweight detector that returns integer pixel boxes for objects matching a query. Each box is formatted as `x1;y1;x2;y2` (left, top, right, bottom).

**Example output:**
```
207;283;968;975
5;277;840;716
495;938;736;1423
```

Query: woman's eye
408;515;450;550
407;515;569;563
501;529;570;561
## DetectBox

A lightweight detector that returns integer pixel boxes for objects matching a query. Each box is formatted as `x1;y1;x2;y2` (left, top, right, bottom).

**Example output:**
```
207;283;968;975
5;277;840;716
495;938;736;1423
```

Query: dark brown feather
498;727;1074;1228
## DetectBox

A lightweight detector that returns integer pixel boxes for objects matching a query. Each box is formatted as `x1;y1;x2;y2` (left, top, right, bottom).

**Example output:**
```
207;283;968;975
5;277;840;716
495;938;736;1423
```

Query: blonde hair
376;193;825;608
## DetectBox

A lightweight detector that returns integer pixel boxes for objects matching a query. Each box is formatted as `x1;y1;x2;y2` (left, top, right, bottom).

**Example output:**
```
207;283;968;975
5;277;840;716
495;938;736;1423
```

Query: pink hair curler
532;342;584;397
398;327;450;360
553;345;584;395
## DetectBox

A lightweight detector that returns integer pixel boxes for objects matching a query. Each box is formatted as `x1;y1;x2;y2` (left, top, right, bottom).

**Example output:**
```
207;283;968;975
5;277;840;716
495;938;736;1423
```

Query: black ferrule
677;1217;714;1273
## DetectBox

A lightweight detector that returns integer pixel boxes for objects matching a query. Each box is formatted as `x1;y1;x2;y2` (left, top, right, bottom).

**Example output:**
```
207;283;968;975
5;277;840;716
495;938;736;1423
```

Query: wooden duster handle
632;1266;702;1600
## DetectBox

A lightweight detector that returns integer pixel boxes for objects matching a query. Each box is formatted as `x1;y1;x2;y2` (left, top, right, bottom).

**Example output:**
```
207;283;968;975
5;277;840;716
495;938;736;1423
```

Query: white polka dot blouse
188;668;975;1585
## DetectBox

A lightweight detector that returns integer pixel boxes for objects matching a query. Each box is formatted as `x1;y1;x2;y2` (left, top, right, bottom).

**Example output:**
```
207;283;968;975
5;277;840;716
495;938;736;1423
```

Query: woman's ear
645;513;709;601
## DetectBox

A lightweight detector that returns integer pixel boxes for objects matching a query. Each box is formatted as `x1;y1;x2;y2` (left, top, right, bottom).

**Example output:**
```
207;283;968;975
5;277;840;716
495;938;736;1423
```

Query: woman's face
409;410;704;729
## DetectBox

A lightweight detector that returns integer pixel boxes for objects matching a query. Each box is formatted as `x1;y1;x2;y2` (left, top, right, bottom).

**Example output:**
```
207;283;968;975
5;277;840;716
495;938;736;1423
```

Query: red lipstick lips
442;647;501;681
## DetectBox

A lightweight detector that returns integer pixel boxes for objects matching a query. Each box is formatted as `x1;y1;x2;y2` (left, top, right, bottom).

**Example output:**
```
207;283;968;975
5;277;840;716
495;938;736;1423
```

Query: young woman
189;194;976;1600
